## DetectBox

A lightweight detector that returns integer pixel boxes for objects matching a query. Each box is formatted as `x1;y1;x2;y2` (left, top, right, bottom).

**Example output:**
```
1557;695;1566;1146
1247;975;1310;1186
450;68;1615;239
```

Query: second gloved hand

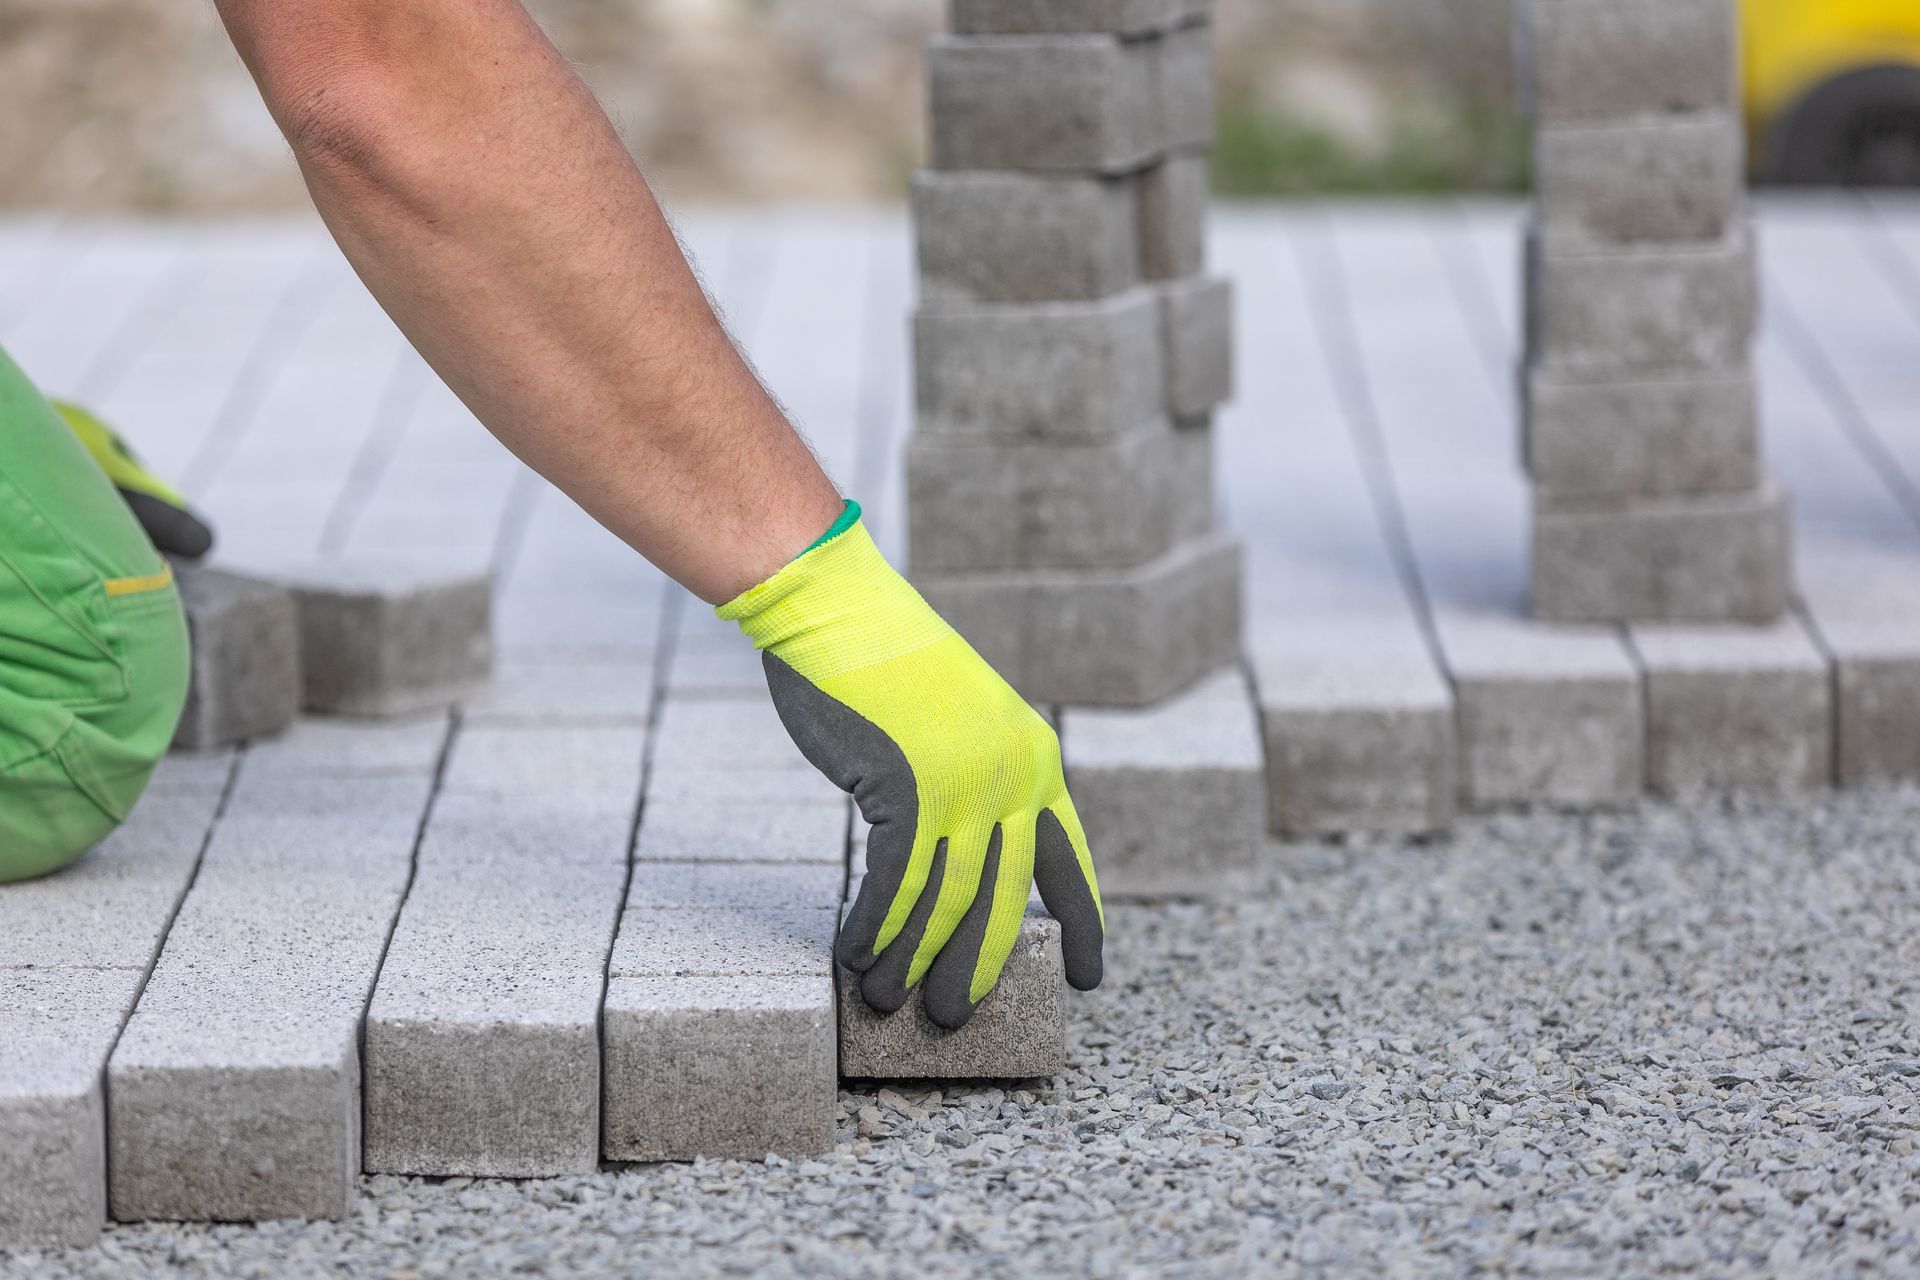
718;503;1103;1028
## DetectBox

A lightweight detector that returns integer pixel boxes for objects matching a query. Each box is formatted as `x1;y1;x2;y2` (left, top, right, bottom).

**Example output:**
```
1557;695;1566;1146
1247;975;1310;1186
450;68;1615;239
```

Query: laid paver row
0;753;234;1249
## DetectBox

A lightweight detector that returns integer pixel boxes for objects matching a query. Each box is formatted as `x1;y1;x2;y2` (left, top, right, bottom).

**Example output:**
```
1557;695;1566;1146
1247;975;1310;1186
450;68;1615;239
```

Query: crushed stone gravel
6;788;1919;1279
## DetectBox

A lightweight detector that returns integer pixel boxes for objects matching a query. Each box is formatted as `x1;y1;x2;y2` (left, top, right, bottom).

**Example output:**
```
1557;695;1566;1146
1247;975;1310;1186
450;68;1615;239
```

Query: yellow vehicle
1748;0;1920;184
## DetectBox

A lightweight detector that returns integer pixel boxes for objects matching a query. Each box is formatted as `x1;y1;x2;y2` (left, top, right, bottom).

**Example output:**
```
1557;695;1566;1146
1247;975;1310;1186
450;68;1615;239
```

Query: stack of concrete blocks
912;0;1261;899
1521;0;1791;625
909;0;1241;709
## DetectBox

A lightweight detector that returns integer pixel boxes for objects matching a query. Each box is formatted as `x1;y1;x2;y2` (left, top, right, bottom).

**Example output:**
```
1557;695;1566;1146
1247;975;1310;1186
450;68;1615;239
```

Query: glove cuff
716;508;953;682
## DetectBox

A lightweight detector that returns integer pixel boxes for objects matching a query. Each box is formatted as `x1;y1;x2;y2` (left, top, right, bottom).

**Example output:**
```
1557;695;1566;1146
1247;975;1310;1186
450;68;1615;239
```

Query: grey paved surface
6;789;1920;1277
7;197;1920;1267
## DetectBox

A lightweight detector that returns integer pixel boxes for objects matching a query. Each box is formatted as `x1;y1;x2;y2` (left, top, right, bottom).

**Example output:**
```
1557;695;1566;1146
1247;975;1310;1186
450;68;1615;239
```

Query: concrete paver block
907;423;1178;572
0;969;143;1248
1526;227;1757;373
106;772;426;1223
1160;275;1234;417
364;981;602;1179
461;655;656;725
440;723;646;812
417;793;633;868
1525;363;1759;499
1138;151;1209;280
914;289;1165;442
928;35;1158;175
913;171;1139;305
273;557;492;717
627;862;844;911
917;532;1242;706
1535;112;1744;244
1521;0;1738;123
1062;668;1262;899
1837;651;1920;787
610;908;839;979
172;566;301;750
950;0;1187;36
838;915;1065;1079
241;712;448;779
1254;623;1457;836
1151;22;1216;153
362;713;634;1177
635;798;849;865
1533;485;1792;623
1441;614;1645;808
602;974;835;1161
1171;417;1216;541
1631;619;1833;793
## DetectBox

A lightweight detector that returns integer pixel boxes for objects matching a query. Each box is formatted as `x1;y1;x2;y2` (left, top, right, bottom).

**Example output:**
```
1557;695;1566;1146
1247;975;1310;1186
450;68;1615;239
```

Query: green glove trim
798;499;861;558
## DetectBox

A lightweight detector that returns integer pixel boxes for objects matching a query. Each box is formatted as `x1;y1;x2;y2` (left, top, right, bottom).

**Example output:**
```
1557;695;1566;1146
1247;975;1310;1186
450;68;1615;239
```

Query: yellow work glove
53;400;214;560
719;503;1104;1028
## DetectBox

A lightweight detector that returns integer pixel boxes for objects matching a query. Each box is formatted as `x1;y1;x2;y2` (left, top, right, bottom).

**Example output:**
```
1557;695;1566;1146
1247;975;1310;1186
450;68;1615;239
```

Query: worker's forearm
212;0;843;602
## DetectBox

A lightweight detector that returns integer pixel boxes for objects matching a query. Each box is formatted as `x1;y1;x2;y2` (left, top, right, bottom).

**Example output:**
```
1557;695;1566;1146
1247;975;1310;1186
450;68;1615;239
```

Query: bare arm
212;0;844;603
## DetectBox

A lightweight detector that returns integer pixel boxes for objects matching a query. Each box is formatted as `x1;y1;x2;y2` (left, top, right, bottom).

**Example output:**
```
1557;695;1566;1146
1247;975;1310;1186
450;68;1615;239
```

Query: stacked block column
909;0;1242;706
1521;0;1791;623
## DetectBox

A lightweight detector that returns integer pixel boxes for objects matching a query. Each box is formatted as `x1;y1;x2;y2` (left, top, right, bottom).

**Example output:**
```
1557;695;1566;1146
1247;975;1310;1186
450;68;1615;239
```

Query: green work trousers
0;345;188;882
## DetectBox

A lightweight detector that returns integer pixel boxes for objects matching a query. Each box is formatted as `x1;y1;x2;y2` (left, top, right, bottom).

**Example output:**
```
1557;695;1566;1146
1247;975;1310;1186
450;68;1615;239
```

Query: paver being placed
837;914;1065;1080
928;34;1158;175
912;171;1139;305
907;423;1177;571
172;566;302;750
0;764;229;1249
363;722;643;1178
1061;667;1262;899
917;531;1243;706
1532;485;1792;623
913;289;1165;441
1630;618;1833;793
271;556;493;716
107;731;438;1224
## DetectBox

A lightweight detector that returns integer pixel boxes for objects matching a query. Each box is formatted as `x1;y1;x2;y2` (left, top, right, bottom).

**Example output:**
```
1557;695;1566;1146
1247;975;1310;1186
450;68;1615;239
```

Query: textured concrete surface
917;532;1243;706
1533;485;1792;624
928;34;1158;175
273;557;493;717
913;289;1164;441
1063;668;1263;899
171;566;301;750
1631;618;1833;794
1533;111;1743;245
907;423;1177;571
1525;365;1759;499
1526;228;1757;373
363;721;639;1178
1159;274;1234;419
912;171;1138;304
1521;0;1737;123
838;916;1065;1080
105;742;438;1223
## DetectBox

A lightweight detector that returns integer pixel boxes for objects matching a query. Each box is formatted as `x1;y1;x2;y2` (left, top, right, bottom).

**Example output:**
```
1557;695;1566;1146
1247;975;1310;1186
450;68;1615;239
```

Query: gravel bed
7;789;1920;1279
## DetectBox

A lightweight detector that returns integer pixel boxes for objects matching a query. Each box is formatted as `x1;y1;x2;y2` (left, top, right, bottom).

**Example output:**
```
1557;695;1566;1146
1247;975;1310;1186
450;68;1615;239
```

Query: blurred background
1;0;1916;212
